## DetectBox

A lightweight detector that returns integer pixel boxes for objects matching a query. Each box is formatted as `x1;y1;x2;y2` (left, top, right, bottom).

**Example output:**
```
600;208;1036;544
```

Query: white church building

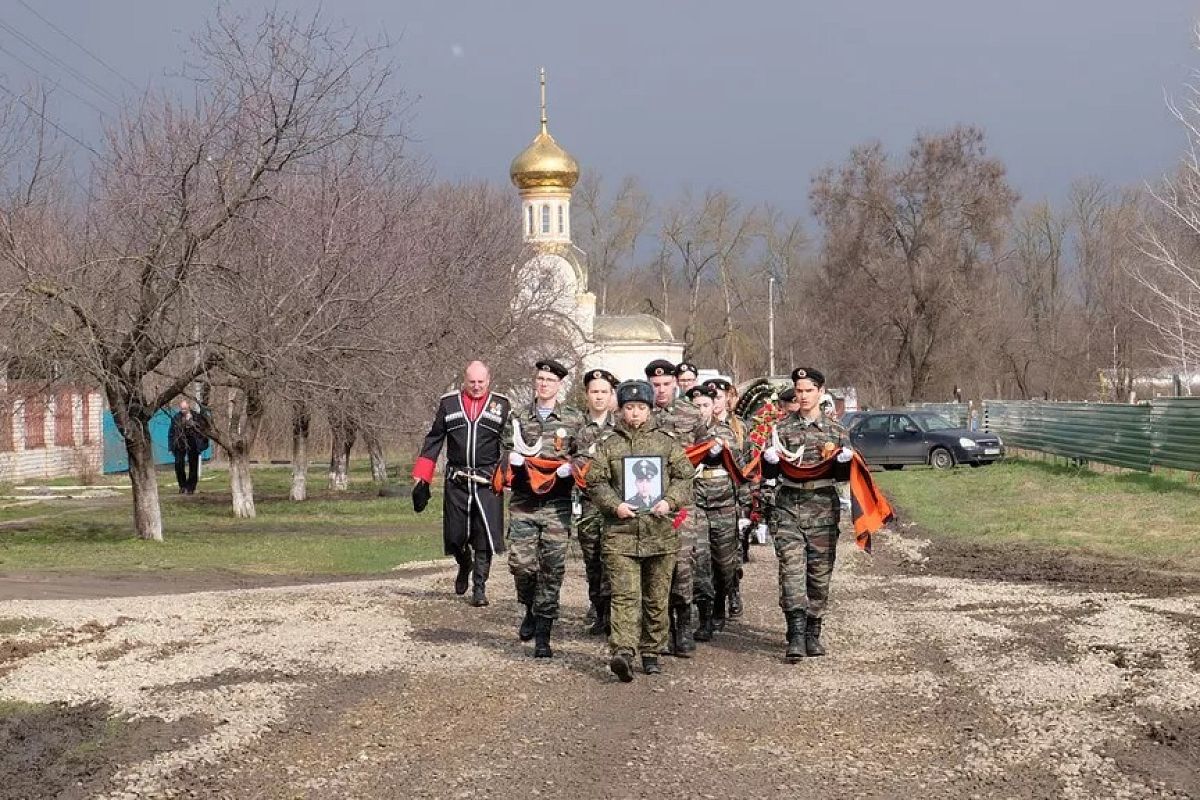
508;70;683;381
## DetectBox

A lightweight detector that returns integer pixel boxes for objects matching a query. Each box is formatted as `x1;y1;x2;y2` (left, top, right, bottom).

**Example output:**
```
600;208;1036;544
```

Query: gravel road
1;528;1198;800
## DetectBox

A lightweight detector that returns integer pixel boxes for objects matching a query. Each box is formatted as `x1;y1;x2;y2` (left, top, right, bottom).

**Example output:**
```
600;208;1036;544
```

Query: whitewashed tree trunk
229;450;256;518
290;404;310;501
328;413;354;491
125;425;163;541
364;428;388;484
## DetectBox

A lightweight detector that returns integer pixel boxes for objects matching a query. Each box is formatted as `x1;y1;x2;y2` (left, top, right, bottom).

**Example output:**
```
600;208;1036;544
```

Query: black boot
641;655;661;675
470;550;490;607
693;599;714;642
588;598;610;636
728;583;743;619
667;609;679;656
518;603;536;642
610;650;634;682
675;605;695;657
711;594;727;633
453;547;471;595
805;615;826;657
785;610;806;662
533;616;554;658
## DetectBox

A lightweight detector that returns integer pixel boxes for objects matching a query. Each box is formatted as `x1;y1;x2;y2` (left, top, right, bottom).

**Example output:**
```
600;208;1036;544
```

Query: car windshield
912;412;958;431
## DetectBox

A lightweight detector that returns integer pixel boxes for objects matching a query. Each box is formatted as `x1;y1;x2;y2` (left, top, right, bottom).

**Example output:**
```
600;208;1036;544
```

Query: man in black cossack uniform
411;360;511;607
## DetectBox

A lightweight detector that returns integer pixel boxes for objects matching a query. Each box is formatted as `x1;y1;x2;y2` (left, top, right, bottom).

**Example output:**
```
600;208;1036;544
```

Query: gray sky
3;1;1199;217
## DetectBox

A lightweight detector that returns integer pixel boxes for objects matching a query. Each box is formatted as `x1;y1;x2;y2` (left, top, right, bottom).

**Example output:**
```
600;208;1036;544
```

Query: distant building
0;377;103;482
508;69;683;381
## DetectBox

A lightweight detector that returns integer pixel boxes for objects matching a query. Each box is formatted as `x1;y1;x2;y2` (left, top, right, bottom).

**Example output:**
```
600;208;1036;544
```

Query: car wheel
929;447;955;470
882;464;904;471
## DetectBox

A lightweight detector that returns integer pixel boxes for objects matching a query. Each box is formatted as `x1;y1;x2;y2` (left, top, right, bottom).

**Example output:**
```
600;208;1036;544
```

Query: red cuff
412;456;436;483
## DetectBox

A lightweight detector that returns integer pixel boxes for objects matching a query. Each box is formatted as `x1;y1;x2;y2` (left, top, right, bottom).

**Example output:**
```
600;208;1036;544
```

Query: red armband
412;456;436;483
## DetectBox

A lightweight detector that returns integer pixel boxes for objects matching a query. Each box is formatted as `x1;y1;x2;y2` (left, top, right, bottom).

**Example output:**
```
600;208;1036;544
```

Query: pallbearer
574;368;619;635
411;361;511;607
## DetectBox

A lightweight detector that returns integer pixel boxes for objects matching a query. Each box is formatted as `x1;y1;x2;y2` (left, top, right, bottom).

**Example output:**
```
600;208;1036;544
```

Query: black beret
685;385;717;401
617;380;654;407
703;378;732;391
535;359;569;379
778;387;797;402
584;368;618;388
644;359;676;378
632;458;659;479
791;367;825;387
674;361;699;378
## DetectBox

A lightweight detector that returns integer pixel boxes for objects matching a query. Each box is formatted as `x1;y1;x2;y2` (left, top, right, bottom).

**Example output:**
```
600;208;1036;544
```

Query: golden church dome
509;68;578;192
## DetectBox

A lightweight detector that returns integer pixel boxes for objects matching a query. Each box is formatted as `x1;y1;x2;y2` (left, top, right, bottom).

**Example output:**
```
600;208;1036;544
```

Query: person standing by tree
168;399;208;495
761;368;853;661
574;368;618;635
411;361;511;607
587;380;693;681
505;359;584;658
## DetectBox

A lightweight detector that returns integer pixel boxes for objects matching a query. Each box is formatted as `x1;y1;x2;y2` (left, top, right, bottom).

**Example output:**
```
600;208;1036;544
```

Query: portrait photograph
622;455;664;512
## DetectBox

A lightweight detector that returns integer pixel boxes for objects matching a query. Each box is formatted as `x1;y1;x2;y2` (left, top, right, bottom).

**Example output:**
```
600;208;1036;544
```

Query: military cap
583;368;619;388
644;359;676;378
685;385;717;401
791;366;825;387
535;359;569;379
703;377;732;391
617;380;654;407
631;458;660;479
778;387;797;403
674;361;699;379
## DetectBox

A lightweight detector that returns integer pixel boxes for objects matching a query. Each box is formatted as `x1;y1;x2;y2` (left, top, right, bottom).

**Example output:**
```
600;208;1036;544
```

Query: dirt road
1;528;1198;800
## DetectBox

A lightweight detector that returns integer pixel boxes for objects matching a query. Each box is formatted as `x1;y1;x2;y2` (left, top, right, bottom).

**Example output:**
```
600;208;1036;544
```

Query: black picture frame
623;455;664;512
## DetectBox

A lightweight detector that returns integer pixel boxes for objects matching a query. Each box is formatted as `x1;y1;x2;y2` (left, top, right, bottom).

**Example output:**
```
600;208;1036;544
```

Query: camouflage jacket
770;411;850;488
505;401;585;506
652;397;706;446
586;417;693;557
693;418;746;509
574;412;616;508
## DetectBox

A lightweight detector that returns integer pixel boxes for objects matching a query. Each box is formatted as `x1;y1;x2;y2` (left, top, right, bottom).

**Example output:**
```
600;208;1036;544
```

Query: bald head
463;361;491;398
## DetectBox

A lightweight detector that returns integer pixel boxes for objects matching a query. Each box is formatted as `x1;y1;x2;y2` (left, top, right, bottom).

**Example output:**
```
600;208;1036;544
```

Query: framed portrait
623;455;664;512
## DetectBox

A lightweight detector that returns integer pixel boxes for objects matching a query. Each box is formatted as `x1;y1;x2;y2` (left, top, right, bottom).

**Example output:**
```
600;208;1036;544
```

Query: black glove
412;480;431;513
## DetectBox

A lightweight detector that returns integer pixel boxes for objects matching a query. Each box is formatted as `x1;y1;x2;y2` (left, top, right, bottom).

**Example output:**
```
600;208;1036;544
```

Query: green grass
874;458;1200;567
0;462;444;574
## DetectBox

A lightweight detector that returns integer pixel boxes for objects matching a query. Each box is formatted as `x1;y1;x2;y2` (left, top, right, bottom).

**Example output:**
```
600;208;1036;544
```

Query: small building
0;383;104;482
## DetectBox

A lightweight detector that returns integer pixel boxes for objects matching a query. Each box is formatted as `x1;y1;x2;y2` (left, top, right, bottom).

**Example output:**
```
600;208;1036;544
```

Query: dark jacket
168;409;209;455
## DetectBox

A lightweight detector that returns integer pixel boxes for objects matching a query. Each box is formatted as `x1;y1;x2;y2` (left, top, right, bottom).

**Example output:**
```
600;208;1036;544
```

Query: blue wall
102;410;213;474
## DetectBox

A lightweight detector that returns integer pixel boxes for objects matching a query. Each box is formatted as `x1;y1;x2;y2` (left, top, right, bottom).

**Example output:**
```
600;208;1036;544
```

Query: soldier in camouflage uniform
685;384;746;642
704;377;750;620
574;368;618;636
646;359;706;657
587;380;694;681
762;367;853;661
505;359;584;658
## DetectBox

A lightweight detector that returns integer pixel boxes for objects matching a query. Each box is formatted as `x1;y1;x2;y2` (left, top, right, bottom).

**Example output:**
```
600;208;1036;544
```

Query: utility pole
767;274;776;377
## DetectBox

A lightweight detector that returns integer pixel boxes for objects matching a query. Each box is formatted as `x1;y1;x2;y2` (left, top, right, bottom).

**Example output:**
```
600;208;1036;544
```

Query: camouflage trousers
604;549;677;656
575;507;611;605
772;486;840;618
507;500;572;619
669;509;697;609
692;505;740;603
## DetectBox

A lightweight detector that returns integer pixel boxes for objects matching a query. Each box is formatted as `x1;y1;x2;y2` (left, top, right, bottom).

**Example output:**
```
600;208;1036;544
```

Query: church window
541;204;550;234
557;205;564;233
527;205;534;235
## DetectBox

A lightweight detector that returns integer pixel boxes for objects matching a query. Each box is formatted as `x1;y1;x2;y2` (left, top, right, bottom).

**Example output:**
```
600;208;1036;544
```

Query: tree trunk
290;403;311;502
124;422;163;541
363;427;388;484
229;449;256;518
328;414;355;491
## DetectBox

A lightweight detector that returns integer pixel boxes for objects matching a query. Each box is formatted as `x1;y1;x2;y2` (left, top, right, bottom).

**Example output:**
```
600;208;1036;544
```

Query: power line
0;38;110;117
0;81;101;157
0;18;122;107
15;0;138;90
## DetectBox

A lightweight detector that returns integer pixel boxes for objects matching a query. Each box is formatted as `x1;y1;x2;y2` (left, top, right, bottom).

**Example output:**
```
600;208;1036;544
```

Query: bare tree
572;171;650;314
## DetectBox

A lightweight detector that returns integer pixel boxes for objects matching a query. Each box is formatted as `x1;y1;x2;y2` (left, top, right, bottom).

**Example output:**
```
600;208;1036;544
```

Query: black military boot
693;599;714;643
711;594;727;633
641;655;661;675
805;615;826;657
667;609;679;655
518;603;536;642
675;605;695;658
610;650;634;683
453;547;472;595
533;616;554;658
785;610;806;662
588;598;610;636
728;582;743;619
470;550;490;607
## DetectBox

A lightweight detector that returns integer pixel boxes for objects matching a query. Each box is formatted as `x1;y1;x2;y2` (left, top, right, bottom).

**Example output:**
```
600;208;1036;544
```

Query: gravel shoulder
1;530;1198;799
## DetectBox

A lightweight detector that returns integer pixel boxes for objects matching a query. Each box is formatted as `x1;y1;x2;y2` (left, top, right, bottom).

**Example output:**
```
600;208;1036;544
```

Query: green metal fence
913;403;971;427
981;399;1200;472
